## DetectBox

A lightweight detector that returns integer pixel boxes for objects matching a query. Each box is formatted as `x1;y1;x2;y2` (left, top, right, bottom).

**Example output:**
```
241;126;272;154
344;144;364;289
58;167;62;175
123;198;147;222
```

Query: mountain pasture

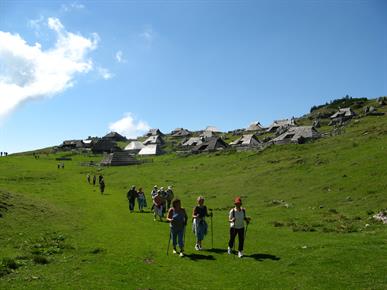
1;114;387;289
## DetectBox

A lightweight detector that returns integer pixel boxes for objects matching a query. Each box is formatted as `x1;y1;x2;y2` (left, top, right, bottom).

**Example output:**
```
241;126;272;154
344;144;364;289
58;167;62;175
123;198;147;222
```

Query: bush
33;255;49;265
2;257;19;270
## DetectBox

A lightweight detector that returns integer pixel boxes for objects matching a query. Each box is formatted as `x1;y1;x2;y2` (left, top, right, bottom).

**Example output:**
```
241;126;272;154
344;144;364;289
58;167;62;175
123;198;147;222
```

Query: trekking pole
245;222;249;239
210;214;214;250
182;225;187;256
167;228;171;256
232;227;236;259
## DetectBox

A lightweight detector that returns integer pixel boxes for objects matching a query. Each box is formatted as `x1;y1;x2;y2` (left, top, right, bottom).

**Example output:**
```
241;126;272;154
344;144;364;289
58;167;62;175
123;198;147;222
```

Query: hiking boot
179;252;184;257
238;251;243;258
199;245;203;250
227;247;231;255
195;244;200;251
173;249;177;254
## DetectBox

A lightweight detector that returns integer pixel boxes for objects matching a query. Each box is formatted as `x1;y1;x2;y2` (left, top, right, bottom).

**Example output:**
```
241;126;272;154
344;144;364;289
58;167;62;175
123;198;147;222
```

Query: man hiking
166;186;174;209
127;185;138;213
192;196;212;251
228;197;251;258
150;185;158;211
99;177;105;194
158;187;167;215
167;198;188;257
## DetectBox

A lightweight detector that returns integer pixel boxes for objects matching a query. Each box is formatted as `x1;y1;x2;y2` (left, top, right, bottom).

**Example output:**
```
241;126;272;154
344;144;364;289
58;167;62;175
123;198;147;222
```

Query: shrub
33;255;49;265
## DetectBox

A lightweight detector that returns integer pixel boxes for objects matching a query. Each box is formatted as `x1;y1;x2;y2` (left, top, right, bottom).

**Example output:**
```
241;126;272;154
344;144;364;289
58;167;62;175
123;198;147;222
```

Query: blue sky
0;0;386;153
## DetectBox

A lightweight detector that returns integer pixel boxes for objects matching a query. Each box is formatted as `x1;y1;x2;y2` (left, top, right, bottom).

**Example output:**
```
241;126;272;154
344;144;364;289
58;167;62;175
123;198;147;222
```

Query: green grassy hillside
0;109;386;289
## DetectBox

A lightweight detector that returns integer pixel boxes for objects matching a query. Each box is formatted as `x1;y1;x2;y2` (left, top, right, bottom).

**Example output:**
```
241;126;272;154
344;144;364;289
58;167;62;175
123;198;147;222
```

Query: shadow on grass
205;248;228;254
245;253;280;261
184;253;215;261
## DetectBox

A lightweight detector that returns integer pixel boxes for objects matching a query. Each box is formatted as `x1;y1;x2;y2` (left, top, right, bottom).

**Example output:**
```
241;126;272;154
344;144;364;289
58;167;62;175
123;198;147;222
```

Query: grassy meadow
1;112;387;289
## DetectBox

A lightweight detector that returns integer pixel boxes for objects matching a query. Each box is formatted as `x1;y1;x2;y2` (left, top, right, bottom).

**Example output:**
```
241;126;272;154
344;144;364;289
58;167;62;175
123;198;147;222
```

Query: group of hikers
85;178;251;258
0;152;8;157
127;185;251;258
87;173;105;194
126;185;174;217
166;196;250;258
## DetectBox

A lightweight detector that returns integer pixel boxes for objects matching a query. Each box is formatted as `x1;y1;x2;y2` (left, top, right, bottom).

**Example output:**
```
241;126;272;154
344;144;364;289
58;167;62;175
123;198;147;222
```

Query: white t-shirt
229;208;245;229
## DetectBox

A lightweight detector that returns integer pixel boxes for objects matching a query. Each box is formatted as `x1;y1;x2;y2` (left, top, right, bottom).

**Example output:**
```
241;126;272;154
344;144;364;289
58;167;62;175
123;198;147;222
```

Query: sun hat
234;196;242;204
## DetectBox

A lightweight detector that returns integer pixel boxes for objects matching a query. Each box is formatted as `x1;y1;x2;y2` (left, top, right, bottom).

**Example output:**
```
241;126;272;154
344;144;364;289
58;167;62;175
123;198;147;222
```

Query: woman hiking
167;199;188;257
137;187;147;212
192;196;212;250
228;197;251;258
152;191;164;221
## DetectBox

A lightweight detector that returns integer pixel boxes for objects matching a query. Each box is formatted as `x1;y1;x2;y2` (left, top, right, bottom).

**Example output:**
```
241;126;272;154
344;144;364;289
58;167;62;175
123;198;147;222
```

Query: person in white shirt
228;196;251;258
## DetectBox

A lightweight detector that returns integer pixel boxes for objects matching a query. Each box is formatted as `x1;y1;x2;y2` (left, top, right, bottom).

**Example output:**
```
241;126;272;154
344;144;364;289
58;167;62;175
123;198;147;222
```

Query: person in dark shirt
127;185;138;213
192;196;212;251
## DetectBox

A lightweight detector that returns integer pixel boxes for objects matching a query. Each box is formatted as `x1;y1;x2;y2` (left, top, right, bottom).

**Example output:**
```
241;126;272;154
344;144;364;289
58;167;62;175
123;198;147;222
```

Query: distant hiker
57;163;60;169
61;162;65;169
0;152;2;157
167;198;188;257
93;175;96;186
158;187;167;215
153;191;164;221
137;187;147;212
98;174;103;184
192;196;212;251
127;185;138;212
166;186;174;209
228;197;251;258
99;178;105;194
150;185;158;211
87;173;91;184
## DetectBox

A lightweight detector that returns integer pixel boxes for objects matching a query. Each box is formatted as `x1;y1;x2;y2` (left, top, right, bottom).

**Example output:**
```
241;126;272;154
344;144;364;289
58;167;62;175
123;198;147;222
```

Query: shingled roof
192;137;228;153
124;141;145;151
230;134;261;147
138;144;162;155
100;151;139;166
171;128;191;137
92;139;121;154
266;118;296;132
102;132;127;142
245;122;264;132
145;129;164;136
204;126;221;132
143;135;165;145
330;108;356;119
181;137;203;147
272;126;320;144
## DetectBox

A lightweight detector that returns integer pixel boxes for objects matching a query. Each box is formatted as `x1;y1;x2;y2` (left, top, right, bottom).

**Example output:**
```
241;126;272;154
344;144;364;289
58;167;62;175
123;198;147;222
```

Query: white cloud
109;113;150;139
28;16;45;31
115;50;126;63
61;2;85;12
0;17;98;119
97;67;113;80
139;26;154;47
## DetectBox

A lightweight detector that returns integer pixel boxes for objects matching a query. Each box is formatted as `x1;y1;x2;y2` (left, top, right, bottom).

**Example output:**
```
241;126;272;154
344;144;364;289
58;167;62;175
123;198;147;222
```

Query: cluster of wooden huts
58;105;383;165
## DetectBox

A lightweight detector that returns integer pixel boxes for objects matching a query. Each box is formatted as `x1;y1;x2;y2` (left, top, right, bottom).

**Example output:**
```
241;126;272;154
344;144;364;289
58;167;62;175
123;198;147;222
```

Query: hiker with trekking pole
166;198;188;257
192;196;212;251
227;196;251;258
